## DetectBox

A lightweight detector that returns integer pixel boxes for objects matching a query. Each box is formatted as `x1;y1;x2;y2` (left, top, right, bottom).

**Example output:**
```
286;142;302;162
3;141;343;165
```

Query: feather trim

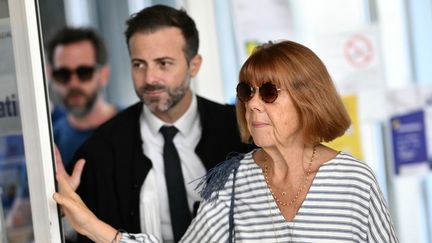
196;152;244;202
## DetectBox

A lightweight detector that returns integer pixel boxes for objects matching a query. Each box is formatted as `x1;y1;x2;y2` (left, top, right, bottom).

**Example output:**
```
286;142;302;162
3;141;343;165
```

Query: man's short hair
124;4;199;62
47;27;108;65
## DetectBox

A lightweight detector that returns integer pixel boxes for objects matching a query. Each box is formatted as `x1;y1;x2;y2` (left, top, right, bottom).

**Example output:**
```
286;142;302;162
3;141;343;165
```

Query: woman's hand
53;171;96;235
54;145;85;191
53;169;118;242
53;145;119;242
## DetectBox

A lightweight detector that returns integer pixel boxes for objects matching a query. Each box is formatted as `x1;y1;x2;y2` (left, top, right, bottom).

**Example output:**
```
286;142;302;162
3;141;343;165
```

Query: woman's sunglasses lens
260;82;278;103
236;83;252;102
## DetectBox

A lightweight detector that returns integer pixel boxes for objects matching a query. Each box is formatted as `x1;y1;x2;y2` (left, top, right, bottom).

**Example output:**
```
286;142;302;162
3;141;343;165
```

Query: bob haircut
236;40;351;144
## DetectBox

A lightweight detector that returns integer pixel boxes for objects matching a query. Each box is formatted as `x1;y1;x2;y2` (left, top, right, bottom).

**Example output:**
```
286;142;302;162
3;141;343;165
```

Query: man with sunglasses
47;27;119;168
61;5;255;243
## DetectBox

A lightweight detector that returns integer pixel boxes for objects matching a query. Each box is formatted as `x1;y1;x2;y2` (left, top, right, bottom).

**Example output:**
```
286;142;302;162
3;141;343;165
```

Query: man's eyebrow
131;58;146;63
155;56;176;61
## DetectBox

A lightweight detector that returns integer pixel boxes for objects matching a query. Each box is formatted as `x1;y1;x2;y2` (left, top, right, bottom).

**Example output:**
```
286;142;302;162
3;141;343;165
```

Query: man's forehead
128;29;188;62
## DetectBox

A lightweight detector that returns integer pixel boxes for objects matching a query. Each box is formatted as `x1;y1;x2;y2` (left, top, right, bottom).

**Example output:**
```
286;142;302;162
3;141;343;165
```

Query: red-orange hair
236;40;351;144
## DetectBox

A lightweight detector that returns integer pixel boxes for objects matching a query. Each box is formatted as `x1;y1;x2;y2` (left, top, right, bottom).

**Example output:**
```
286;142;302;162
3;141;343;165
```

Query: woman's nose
247;91;263;111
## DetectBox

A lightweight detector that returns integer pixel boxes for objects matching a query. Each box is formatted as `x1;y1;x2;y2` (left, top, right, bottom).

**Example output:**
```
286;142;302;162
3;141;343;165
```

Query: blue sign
391;110;428;174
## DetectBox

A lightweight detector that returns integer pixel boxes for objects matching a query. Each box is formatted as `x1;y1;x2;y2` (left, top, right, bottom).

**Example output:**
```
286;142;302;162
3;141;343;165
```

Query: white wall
182;0;225;104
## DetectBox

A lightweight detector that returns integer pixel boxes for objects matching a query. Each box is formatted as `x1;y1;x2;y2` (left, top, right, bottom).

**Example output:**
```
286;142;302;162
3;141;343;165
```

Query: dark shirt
53;106;121;167
54;117;94;168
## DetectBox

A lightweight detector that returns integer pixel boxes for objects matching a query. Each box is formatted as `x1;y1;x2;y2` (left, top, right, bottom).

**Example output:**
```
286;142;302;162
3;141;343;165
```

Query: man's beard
136;73;190;113
63;88;99;118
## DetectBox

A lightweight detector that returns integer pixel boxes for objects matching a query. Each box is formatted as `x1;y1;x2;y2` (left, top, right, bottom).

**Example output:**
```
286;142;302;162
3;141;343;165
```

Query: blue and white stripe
122;151;398;243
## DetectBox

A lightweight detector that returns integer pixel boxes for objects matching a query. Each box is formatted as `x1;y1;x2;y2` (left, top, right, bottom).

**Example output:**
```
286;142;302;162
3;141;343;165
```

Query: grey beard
66;93;98;118
143;84;188;113
139;73;191;113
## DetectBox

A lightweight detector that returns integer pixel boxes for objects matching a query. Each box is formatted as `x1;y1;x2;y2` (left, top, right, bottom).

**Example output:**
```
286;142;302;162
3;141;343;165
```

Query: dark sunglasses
236;82;281;103
52;65;99;85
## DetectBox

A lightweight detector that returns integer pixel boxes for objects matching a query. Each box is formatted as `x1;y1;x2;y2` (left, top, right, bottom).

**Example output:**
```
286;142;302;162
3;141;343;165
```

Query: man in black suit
68;5;254;243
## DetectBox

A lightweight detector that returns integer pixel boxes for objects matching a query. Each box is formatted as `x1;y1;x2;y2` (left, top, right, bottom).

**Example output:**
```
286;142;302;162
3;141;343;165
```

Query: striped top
121;151;399;243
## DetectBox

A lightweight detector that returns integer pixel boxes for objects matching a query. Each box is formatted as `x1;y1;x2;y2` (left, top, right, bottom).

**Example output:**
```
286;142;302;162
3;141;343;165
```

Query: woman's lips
252;122;267;128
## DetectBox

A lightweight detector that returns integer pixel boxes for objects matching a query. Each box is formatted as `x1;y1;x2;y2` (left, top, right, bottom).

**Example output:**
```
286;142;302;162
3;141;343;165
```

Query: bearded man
48;27;118;167
65;5;255;243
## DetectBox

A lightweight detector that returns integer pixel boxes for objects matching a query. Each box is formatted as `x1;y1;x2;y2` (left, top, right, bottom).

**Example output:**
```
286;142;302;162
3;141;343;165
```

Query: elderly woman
54;40;398;242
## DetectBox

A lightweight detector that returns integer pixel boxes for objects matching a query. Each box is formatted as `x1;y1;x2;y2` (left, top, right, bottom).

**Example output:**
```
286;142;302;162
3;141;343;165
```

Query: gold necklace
263;145;317;207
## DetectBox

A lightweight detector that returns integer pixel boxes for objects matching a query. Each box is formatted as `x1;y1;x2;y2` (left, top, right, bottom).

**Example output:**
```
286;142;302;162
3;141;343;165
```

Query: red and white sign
313;26;384;94
344;34;374;68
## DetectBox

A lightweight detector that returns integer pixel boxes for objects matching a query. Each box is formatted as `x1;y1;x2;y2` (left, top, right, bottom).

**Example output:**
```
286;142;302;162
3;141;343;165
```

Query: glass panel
0;1;34;243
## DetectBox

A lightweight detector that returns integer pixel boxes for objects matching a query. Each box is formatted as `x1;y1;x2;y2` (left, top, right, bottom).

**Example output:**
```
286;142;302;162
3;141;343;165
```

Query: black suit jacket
71;96;255;242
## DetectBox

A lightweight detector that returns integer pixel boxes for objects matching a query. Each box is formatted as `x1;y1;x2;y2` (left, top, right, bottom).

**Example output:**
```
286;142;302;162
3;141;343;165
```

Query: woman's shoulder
197;150;256;202
319;152;379;185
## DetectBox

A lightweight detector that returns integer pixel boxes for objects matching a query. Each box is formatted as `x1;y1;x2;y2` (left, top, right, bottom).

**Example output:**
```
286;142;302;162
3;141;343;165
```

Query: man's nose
66;72;82;86
144;65;160;83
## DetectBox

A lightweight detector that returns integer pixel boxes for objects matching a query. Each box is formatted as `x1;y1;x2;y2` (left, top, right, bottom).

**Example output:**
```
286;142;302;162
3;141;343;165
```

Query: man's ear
189;54;202;78
99;65;110;86
46;64;53;80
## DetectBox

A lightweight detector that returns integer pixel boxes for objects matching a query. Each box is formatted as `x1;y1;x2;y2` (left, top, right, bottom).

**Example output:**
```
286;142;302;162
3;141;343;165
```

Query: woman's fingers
54;144;85;191
53;178;88;235
56;172;81;201
53;192;66;205
53;163;118;242
70;159;85;190
54;145;66;174
53;174;78;218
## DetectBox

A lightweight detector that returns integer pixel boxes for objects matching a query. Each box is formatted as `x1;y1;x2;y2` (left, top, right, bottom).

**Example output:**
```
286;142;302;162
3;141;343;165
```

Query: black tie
160;126;191;242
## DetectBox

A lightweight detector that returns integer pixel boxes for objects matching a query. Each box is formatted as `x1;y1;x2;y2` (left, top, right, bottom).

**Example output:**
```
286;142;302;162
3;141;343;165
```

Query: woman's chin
251;139;271;148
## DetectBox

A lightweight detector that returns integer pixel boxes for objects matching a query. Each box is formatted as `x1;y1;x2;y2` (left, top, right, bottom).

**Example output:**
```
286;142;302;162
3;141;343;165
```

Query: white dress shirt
139;94;206;242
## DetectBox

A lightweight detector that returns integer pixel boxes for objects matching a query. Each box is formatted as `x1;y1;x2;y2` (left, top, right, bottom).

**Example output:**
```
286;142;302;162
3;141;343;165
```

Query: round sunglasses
52;65;99;85
236;82;281;103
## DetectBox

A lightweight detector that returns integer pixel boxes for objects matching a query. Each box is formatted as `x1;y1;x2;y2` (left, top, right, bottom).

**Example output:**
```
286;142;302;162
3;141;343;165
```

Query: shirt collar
142;94;198;136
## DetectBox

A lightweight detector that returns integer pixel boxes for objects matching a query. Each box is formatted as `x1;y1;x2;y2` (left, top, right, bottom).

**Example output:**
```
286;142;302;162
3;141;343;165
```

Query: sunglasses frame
236;82;281;103
52;65;100;85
